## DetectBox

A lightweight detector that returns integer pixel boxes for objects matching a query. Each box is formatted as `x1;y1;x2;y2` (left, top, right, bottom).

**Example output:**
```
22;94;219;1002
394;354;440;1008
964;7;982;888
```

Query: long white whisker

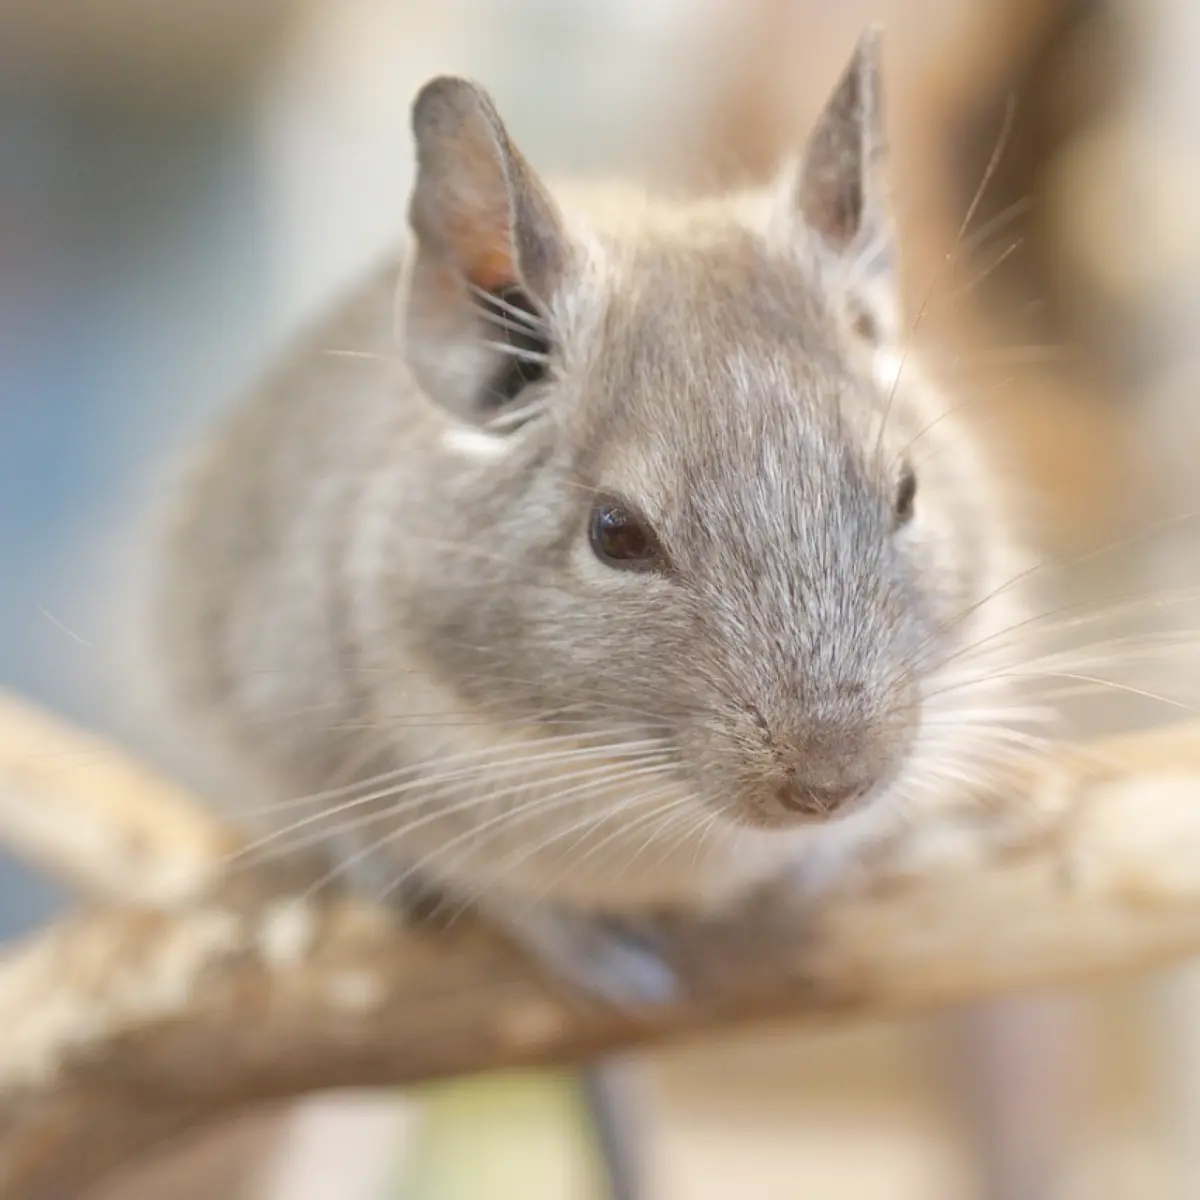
921;586;1200;683
481;340;550;364
957;195;1033;259
241;755;676;881
365;761;680;906
225;740;673;867
467;280;549;329
474;305;547;340
944;236;1024;304
233;726;661;820
321;348;399;363
875;92;1016;459
995;671;1197;714
469;778;686;907
570;793;698;882
911;524;1200;670
619;797;707;878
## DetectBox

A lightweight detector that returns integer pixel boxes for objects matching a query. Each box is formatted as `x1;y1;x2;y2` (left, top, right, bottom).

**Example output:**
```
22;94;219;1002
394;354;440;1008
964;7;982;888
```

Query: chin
721;801;835;833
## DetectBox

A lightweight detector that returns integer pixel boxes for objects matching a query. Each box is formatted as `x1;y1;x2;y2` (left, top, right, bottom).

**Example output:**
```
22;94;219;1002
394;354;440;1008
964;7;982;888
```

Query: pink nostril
776;781;868;817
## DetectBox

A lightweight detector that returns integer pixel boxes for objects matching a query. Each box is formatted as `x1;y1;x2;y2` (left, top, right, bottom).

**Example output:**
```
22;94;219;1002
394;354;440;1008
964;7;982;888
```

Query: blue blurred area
0;87;271;939
0;0;700;946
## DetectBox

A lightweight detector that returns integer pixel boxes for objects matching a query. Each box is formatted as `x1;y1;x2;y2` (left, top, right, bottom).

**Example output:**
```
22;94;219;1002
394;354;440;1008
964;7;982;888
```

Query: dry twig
3;692;1200;1197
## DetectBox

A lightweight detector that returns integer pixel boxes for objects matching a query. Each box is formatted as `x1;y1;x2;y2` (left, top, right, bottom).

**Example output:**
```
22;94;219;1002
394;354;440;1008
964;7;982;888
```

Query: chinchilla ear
782;28;899;341
400;76;572;427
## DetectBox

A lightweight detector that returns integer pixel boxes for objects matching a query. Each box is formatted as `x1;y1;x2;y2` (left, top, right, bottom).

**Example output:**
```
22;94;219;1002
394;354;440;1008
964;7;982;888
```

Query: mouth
775;783;870;818
730;773;895;832
729;803;829;832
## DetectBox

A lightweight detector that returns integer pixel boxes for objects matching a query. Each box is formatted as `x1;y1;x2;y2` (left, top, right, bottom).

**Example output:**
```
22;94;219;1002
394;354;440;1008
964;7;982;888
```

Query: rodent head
388;31;1025;842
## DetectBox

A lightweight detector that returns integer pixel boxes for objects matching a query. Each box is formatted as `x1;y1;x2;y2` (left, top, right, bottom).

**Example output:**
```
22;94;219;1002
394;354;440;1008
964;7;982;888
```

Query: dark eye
893;463;917;528
589;500;663;570
478;285;550;408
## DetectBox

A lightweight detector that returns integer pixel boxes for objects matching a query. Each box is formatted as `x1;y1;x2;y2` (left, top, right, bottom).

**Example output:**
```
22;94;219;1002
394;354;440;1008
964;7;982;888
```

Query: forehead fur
520;203;916;645
551;199;896;522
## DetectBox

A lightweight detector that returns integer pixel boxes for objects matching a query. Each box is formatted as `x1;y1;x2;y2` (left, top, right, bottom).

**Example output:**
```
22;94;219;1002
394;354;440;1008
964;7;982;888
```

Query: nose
775;779;872;818
740;693;914;826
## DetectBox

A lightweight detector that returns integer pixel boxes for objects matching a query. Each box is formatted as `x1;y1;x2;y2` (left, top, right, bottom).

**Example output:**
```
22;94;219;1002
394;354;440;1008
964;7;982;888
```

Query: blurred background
4;0;1200;1196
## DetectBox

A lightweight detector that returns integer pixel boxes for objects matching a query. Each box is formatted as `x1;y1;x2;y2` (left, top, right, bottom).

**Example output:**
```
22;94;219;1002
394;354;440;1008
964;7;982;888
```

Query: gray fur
151;32;1031;929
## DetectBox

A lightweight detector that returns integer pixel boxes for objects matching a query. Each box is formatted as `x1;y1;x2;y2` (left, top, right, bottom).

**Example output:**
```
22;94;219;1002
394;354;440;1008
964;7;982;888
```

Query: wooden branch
4;695;1200;1196
0;692;234;901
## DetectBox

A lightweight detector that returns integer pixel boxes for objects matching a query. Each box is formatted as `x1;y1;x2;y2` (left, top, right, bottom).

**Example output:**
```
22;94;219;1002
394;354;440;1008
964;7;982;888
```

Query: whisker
589;784;693;865
432;789;663;922
995;671;1198;714
957;195;1034;259
945;236;1024;304
875;91;1016;459
897;375;1014;460
233;726;661;820
467;280;549;330
908;546;1200;677
470;778;686;907
925;590;1200;686
321;348;401;364
690;810;722;866
480;340;550;365
620;797;707;876
226;739;673;863
474;305;548;340
364;760;680;906
256;755;677;900
272;761;665;885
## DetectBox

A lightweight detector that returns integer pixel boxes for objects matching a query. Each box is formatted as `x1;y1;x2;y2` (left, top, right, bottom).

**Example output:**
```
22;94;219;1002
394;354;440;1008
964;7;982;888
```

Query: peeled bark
3;693;1200;1197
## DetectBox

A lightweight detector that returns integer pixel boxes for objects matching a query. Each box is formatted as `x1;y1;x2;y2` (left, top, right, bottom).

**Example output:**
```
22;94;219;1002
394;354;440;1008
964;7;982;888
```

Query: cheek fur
440;425;511;462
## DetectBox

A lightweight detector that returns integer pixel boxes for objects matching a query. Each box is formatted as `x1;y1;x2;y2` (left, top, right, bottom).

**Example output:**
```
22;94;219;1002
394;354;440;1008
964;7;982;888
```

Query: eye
478;285;550;408
588;500;663;570
893;463;917;528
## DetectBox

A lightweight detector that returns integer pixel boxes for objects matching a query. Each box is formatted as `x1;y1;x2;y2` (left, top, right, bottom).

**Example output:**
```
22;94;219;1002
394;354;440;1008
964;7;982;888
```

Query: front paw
490;903;683;1011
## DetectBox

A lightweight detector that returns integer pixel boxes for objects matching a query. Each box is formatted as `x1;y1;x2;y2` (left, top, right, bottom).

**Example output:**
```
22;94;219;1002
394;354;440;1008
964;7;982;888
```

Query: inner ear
408;77;566;298
400;76;570;427
793;28;890;258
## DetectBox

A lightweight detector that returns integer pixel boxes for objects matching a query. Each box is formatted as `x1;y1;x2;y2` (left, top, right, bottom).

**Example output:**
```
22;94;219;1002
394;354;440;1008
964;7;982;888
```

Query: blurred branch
0;692;232;901
3;694;1200;1194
